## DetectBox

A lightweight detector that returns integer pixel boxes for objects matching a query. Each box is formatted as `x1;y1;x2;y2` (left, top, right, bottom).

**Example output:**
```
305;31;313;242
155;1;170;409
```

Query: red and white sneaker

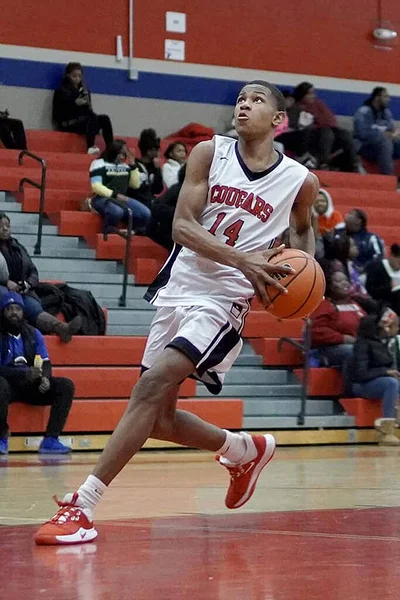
217;433;276;509
34;493;98;545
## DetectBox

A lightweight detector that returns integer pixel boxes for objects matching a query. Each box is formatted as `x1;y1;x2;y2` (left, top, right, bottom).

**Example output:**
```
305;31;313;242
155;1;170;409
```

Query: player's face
234;86;285;137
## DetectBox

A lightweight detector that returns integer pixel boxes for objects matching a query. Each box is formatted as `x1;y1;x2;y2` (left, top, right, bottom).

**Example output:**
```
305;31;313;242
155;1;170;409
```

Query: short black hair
0;212;10;224
241;80;286;111
138;128;160;155
391;243;400;257
101;139;126;163
351;208;368;230
371;86;387;100
293;81;314;102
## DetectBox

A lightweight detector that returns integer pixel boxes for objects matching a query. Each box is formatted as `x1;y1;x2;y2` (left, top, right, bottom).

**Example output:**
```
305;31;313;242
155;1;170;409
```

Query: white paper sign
165;39;185;61
166;11;186;33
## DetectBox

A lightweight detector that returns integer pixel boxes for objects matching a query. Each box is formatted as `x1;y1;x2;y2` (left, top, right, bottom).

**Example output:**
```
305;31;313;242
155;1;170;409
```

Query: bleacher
1;129;397;450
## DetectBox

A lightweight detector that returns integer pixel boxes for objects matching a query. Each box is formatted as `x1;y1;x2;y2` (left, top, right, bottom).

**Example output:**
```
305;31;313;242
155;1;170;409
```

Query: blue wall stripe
1;56;400;117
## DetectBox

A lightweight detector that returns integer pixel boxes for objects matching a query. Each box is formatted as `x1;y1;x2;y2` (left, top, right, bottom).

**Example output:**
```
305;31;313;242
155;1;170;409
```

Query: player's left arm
289;172;319;257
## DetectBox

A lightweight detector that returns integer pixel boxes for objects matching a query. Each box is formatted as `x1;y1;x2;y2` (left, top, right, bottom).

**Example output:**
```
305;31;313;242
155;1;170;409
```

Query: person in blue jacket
354;87;400;175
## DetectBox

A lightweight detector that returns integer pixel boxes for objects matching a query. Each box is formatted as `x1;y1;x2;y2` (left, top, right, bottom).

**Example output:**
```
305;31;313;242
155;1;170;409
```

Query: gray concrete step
14;234;83;249
243;415;356;428
39;272;133;285
81;284;143;299
2;212;39;225
196;384;302;397
107;309;154;325
243;398;336;416
224;368;288;385
0;201;21;212
32;257;119;273
25;247;96;259
10;224;58;235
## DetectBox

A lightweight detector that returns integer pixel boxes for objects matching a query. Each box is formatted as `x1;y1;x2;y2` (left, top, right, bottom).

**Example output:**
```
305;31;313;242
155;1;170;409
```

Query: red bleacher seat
293;367;344;396
339;397;381;427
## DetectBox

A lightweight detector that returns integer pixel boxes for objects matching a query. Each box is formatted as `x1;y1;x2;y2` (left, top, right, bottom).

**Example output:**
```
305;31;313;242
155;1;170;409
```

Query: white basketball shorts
141;303;247;394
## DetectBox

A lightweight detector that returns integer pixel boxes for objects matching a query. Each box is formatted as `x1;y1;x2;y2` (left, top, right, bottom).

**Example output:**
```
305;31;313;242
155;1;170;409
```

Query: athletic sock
218;430;257;465
74;474;107;514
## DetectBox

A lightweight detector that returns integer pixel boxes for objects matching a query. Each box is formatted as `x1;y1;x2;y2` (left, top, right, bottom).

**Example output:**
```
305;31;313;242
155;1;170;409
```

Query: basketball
265;249;325;320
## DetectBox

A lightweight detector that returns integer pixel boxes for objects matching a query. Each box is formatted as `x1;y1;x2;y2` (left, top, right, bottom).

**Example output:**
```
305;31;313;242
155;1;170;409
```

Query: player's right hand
237;244;295;307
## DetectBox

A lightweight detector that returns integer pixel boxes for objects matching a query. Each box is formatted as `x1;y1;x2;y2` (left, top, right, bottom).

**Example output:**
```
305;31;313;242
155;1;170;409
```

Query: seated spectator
344;209;384;274
53;62;114;154
366;244;400;315
147;164;186;250
0;213;81;342
0;109;27;150
0;292;75;455
89;140;151;233
352;308;400;445
132;129;164;208
310;271;365;379
320;231;372;315
162;142;187;188
313;189;344;235
292;82;358;172
354;87;400;176
275;91;317;167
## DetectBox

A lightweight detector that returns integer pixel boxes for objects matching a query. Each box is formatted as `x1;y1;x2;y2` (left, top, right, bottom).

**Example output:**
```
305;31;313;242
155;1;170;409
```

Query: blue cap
0;291;25;312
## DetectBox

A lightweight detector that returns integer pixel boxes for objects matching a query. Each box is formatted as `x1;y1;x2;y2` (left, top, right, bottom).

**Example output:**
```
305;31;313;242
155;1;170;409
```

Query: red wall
2;0;400;82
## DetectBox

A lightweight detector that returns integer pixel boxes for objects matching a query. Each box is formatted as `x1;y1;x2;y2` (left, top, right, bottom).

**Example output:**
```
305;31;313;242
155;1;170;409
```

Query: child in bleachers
162;142;187;188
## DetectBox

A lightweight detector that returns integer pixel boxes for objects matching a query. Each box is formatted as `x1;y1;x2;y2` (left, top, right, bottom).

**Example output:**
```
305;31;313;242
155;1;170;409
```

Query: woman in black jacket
52;62;114;154
0;213;80;342
352;308;400;445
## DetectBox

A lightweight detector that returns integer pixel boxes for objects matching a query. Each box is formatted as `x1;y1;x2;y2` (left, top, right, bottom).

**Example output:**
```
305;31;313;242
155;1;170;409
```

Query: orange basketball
265;249;325;320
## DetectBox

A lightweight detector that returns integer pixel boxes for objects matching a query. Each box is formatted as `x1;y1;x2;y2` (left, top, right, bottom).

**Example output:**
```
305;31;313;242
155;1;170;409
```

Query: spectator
320;230;368;300
313;189;344;236
147;164;186;250
344;209;384;274
352;308;400;445
366;244;400;315
89;140;151;233
293;82;358;172
53;62;114;154
132;129;164;209
162;142;187;188
0;212;81;342
0;109;27;150
0;292;75;455
354;87;400;175
275;91;317;167
310;271;365;378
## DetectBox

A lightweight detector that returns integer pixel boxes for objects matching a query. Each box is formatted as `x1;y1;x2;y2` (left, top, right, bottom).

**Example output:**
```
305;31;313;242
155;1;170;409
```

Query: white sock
218;431;257;465
75;475;107;513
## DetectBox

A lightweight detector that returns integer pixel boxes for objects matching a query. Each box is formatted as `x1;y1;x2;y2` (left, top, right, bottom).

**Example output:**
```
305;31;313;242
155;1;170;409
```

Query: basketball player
35;81;318;545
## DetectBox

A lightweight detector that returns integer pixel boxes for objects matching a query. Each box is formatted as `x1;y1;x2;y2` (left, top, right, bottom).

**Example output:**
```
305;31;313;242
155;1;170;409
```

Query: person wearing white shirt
162;142;187;188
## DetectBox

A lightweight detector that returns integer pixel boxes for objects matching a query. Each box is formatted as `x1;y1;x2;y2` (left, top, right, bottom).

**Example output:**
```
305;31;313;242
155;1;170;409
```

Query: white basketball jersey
146;135;309;310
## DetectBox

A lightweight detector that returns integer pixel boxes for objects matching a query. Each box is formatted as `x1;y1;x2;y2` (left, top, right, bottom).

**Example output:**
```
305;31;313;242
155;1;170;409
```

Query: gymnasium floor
2;446;400;600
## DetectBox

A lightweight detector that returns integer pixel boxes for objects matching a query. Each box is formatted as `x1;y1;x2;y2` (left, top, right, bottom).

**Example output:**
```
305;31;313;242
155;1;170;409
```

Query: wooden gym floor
1;445;400;599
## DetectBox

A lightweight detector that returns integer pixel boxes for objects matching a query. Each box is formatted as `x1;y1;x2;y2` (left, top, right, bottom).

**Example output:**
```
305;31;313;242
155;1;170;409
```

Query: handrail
18;150;47;255
278;318;311;426
103;200;134;307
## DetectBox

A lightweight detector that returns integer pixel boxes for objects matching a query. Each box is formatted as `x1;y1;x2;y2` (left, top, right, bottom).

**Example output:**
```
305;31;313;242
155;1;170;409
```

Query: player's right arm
172;141;293;306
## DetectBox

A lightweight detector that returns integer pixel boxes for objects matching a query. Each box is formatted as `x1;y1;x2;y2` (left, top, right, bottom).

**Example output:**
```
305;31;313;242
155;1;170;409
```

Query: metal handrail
18;150;47;255
103;200;134;307
278;318;311;426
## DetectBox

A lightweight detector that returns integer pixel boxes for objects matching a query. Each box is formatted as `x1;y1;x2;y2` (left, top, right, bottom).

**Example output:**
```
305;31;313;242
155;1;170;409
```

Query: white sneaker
87;146;101;155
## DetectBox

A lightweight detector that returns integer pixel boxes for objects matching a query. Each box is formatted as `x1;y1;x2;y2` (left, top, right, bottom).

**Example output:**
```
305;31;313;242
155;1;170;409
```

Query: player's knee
130;369;175;409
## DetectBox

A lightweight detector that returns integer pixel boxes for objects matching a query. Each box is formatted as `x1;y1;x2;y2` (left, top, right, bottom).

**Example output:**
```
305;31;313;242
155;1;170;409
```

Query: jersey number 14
208;212;244;247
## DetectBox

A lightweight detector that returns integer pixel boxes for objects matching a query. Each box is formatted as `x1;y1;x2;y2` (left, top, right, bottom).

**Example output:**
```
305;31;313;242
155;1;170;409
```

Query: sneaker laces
47;493;82;525
227;464;246;480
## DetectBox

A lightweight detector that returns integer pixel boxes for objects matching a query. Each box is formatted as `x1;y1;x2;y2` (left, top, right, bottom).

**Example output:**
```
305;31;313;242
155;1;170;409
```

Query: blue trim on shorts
144;243;182;304
166;336;202;367
196;326;241;377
